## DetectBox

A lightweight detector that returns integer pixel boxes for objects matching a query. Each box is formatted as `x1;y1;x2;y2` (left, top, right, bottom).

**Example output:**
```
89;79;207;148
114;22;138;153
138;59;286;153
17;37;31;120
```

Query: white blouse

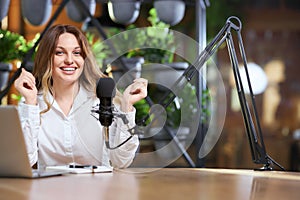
17;86;139;169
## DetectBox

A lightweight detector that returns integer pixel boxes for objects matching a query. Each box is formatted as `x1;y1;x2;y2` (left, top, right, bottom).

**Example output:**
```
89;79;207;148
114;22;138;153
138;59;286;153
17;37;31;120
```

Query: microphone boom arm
133;16;284;170
192;16;284;170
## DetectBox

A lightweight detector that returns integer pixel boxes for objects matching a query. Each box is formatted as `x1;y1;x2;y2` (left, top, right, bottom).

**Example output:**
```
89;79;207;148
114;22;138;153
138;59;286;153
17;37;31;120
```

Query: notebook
46;164;113;174
0;105;66;178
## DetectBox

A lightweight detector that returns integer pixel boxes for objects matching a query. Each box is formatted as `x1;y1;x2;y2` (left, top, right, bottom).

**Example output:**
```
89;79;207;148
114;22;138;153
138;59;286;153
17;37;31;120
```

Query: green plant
86;8;207;129
200;88;211;124
125;8;175;63
106;8;176;64
0;30;39;103
0;30;26;63
112;8;199;128
0;29;38;63
85;32;112;69
206;0;243;39
150;83;200;128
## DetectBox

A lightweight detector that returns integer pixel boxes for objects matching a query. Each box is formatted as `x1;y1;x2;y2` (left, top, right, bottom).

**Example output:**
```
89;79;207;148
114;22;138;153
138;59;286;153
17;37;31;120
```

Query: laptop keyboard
32;169;65;178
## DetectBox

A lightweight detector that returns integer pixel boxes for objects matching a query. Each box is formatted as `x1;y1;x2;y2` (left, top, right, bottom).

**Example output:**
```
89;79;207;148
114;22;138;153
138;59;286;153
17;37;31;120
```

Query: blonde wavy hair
33;24;107;114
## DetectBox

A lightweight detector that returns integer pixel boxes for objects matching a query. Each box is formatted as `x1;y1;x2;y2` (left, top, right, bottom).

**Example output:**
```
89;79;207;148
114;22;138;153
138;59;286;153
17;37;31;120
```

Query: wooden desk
0;168;300;200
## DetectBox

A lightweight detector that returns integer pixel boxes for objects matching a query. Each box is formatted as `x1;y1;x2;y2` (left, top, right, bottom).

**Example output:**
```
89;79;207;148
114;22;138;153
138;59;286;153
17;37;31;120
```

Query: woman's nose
64;53;74;64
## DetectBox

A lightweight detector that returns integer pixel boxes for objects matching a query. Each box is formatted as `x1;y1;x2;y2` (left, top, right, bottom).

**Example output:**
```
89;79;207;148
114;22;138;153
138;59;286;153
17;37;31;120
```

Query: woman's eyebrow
55;46;81;50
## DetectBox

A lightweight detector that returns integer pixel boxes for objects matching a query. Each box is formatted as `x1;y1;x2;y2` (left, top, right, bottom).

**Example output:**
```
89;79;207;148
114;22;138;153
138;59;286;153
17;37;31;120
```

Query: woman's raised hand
121;78;148;112
14;68;38;105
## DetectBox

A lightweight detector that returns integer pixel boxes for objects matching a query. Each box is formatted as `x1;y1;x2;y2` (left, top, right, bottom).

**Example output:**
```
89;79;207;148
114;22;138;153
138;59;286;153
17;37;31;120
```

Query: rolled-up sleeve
107;108;139;168
18;102;41;166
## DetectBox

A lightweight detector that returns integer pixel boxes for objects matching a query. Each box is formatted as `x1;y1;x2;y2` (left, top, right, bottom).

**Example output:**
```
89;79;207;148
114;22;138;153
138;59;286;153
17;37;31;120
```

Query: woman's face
52;32;84;86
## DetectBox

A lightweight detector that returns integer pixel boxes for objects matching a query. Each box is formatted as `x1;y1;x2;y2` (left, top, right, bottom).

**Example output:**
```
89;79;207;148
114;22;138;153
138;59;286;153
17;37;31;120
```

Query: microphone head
96;78;116;98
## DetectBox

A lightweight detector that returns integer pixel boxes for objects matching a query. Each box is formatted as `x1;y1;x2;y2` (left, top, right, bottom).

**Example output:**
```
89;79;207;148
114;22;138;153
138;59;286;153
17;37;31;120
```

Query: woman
14;24;147;169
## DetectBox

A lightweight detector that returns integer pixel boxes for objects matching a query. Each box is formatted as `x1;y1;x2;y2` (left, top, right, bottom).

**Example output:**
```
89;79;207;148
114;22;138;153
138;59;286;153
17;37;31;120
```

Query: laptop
0;105;66;178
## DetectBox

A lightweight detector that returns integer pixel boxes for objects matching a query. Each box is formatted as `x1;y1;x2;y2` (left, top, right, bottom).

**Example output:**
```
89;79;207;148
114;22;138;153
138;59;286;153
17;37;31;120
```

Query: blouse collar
38;85;96;117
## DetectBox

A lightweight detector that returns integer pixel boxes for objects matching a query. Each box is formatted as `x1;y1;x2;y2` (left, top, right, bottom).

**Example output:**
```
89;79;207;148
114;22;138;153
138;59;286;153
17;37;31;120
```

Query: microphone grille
96;78;116;98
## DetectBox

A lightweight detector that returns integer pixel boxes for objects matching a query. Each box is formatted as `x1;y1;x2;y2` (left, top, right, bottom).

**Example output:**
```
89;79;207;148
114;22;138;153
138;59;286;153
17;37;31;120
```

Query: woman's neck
52;82;80;116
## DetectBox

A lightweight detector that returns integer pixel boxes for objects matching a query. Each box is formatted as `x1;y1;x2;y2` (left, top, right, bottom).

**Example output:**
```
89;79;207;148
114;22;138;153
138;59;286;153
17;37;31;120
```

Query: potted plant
0;30;25;92
93;8;200;127
111;7;176;64
87;8;202;132
0;29;38;103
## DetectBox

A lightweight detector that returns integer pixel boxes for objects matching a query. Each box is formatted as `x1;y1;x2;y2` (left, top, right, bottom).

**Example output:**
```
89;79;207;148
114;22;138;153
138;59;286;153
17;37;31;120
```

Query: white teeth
61;67;76;71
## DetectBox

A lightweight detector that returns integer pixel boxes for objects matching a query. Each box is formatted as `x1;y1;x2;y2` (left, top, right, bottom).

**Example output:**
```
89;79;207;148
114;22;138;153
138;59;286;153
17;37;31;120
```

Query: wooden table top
0;168;300;200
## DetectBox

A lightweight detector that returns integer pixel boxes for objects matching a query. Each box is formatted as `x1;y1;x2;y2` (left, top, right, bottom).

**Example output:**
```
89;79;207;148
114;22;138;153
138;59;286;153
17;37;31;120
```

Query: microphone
96;77;116;148
94;77;139;149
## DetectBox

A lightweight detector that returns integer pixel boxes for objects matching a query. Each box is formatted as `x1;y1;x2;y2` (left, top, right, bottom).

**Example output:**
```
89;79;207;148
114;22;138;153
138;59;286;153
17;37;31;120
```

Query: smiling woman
13;24;148;170
51;32;85;115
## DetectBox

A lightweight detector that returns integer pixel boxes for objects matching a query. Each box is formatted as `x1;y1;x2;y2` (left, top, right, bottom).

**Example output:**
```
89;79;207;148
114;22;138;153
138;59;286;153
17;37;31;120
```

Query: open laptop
0;105;66;178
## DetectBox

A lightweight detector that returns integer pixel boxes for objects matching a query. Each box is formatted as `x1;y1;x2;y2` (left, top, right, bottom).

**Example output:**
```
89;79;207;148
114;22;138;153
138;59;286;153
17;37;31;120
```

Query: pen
69;164;98;169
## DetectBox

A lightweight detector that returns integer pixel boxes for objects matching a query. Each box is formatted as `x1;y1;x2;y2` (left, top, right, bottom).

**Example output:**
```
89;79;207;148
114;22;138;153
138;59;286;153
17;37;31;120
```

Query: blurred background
0;0;299;171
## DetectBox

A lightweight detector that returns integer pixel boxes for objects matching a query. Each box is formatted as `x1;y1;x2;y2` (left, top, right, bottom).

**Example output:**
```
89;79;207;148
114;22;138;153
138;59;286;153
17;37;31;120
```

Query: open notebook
0;105;65;178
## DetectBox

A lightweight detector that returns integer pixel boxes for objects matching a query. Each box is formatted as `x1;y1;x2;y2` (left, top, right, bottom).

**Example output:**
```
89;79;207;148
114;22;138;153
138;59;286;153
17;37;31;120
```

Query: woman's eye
55;51;64;55
73;51;81;56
